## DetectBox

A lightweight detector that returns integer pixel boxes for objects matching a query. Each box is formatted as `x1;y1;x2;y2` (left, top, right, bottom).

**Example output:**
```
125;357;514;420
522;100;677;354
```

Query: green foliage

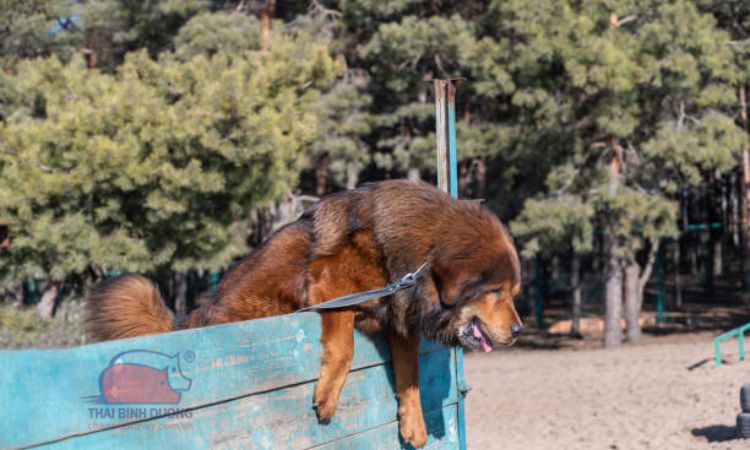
0;304;47;342
173;12;262;60
312;77;372;189
643;112;746;192
494;0;741;258
512;195;595;258
595;186;679;258
0;28;340;279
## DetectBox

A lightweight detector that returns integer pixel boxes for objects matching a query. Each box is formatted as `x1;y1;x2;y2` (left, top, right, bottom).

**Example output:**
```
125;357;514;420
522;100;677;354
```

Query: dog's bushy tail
86;274;174;342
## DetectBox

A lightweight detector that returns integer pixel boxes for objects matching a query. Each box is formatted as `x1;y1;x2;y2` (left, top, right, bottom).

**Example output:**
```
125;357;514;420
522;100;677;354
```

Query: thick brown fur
85;180;522;448
86;274;174;341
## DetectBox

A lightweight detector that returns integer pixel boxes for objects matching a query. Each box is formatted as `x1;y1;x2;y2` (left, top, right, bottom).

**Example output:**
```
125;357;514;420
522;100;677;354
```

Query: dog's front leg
388;329;427;448
314;309;355;422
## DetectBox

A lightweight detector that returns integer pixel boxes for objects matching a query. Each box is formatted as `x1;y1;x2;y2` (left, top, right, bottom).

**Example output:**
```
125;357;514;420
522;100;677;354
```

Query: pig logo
97;350;192;404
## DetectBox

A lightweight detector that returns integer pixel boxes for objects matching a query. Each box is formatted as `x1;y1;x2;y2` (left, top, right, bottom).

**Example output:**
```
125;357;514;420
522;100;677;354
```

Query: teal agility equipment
714;322;750;367
0;314;463;448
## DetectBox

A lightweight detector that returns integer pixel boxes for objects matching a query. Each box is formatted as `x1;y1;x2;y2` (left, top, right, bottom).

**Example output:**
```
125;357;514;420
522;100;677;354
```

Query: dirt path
464;332;750;449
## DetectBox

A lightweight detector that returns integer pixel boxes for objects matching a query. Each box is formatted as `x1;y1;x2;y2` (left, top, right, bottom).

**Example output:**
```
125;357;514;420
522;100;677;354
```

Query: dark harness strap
296;261;429;312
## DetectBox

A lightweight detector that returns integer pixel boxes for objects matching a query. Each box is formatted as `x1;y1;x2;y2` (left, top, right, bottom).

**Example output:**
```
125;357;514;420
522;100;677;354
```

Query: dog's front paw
399;407;428;448
313;382;339;422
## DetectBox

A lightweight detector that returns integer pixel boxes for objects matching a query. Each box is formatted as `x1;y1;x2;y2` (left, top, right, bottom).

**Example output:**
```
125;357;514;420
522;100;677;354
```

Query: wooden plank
39;349;457;449
0;313;446;448
434;79;449;191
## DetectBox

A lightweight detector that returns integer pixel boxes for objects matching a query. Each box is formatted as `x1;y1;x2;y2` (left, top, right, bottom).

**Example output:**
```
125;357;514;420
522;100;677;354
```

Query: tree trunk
709;172;723;277
458;160;470;194
346;164;359;190
275;191;296;225
316;154;330;197
475;157;487;198
407;167;421;182
732;173;740;248
259;0;276;52
550;255;560;280
604;138;624;347
36;279;59;320
174;272;188;317
739;85;750;292
623;258;641;344
702;230;713;295
604;254;623;347
570;252;582;337
713;233;723;277
636;243;659;311
532;255;545;328
689;236;699;277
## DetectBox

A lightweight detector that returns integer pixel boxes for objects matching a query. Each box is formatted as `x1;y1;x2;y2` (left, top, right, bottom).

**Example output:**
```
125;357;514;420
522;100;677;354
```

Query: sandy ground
464;332;750;450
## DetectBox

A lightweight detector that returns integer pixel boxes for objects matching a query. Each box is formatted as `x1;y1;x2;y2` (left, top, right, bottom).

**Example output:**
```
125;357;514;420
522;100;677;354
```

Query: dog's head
320;180;524;352
414;204;523;352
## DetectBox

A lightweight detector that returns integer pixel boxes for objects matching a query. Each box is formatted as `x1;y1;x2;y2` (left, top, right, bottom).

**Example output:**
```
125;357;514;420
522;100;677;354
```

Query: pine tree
0;19;341;308
494;0;744;345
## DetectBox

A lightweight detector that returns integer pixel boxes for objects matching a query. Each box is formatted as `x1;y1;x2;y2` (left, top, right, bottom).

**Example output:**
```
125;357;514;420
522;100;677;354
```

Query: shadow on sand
691;424;738;443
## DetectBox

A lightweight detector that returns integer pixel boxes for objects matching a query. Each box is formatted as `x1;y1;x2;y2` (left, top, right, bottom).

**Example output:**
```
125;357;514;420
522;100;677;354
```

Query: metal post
740;330;746;361
210;271;221;293
715;337;722;367
433;77;467;450
433;79;461;198
23;276;36;305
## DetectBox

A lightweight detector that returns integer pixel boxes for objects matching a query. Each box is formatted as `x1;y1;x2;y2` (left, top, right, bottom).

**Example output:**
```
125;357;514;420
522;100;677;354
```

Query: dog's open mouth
462;317;494;353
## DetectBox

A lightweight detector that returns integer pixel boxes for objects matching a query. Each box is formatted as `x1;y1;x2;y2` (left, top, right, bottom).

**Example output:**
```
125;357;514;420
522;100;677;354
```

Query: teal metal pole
715;337;722;367
447;84;458;199
740;331;746;361
23;276;36;305
210;271;221;293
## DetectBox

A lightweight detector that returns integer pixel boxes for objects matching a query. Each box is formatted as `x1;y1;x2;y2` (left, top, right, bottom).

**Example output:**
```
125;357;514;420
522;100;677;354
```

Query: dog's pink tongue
472;322;493;353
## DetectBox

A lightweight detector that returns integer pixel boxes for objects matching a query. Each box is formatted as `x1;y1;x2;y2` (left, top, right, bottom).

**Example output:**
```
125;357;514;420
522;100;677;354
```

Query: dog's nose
511;324;523;338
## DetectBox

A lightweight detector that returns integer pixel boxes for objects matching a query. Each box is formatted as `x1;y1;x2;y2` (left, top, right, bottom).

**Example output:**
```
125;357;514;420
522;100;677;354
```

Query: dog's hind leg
313;309;355;422
388;329;427;448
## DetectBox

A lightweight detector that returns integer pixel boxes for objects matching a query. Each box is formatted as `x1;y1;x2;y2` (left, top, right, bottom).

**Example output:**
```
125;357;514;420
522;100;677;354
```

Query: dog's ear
431;259;474;307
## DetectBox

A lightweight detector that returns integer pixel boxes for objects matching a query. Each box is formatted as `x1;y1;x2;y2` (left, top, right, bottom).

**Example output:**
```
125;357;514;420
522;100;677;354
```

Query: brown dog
86;180;523;448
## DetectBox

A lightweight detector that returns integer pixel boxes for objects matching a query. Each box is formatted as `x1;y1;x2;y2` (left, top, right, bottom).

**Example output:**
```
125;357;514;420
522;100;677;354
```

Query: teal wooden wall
0;312;465;449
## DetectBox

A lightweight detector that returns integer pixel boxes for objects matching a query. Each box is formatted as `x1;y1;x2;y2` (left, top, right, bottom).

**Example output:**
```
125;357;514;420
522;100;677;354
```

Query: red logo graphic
98;350;192;404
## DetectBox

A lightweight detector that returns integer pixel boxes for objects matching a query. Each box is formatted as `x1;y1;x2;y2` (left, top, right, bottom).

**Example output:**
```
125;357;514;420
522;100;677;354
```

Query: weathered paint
434;80;449;191
0;312;459;449
446;81;459;200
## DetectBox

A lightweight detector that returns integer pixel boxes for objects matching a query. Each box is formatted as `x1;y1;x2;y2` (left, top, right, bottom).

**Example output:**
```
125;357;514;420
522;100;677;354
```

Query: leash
296;261;429;312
